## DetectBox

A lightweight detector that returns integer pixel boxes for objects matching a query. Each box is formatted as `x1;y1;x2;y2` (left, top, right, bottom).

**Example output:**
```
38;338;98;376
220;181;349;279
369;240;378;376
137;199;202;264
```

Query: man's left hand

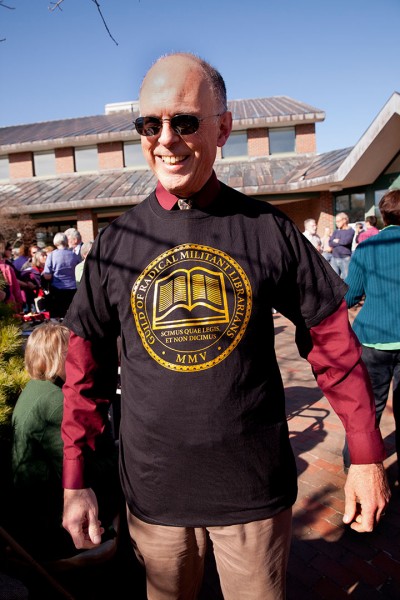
343;463;391;532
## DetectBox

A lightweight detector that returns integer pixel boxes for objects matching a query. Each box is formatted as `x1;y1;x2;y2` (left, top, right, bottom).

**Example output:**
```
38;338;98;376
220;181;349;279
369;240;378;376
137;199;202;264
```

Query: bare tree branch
0;1;15;41
0;206;37;247
2;0;119;44
48;0;64;11
49;0;118;45
91;0;118;46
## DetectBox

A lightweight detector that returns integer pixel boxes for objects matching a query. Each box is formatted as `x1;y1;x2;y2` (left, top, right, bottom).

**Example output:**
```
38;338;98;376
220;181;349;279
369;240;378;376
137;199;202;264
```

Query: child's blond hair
25;322;70;381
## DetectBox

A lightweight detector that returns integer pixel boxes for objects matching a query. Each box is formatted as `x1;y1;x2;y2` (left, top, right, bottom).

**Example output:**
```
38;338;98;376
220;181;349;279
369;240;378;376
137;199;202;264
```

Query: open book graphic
153;267;229;329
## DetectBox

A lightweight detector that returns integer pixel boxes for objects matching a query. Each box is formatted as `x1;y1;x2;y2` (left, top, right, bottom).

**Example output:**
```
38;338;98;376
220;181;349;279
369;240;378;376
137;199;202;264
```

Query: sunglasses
134;113;222;137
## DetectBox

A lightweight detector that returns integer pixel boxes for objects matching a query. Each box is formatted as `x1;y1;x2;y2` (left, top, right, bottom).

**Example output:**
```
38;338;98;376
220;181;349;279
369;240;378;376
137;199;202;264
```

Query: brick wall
284;192;334;236
295;124;316;153
55;147;75;173
281;196;320;230
9;152;34;178
275;194;333;234
77;209;98;242
98;142;124;170
318;191;335;235
248;128;269;157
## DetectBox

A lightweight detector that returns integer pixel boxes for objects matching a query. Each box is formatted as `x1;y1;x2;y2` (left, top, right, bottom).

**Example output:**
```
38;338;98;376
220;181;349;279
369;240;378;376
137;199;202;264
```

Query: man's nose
157;120;180;145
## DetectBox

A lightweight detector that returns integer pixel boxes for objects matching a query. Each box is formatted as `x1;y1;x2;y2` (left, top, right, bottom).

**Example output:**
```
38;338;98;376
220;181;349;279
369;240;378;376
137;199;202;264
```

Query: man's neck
156;172;220;210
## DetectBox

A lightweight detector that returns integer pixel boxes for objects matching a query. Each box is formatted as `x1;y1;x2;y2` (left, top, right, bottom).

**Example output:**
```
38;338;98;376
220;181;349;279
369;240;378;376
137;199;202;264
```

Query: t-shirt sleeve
271;217;348;328
63;231;119;341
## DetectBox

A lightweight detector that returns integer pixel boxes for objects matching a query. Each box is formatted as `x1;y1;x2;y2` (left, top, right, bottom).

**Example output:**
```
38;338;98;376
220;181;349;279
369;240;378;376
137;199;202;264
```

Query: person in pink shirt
357;216;379;244
0;238;23;311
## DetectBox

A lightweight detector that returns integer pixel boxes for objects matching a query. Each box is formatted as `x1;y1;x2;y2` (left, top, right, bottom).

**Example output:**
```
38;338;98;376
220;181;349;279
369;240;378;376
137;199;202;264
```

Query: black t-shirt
64;183;347;526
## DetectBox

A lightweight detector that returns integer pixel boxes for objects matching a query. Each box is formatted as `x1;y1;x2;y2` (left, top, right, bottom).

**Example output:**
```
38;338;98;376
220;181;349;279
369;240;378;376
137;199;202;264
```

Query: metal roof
229;96;324;123
0;113;135;147
0;96;324;149
0;149;350;215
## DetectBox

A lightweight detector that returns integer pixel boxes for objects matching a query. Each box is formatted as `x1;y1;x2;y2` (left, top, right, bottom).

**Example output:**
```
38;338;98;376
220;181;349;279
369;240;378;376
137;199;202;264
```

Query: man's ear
217;111;233;148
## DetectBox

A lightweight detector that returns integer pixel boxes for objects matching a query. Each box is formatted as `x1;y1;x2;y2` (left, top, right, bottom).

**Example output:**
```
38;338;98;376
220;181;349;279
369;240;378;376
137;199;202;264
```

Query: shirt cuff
62;456;85;489
346;429;386;465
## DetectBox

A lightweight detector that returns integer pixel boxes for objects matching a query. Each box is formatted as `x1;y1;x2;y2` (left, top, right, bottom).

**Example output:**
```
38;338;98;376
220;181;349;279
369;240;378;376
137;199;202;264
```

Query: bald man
61;53;389;600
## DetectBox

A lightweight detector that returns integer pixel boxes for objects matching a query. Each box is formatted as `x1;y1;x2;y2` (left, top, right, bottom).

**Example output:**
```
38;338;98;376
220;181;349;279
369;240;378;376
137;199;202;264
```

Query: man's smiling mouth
160;155;186;165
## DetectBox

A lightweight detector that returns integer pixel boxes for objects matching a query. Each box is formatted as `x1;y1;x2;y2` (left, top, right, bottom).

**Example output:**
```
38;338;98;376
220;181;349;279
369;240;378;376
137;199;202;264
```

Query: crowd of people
0;227;92;319
302;213;380;278
1;52;398;599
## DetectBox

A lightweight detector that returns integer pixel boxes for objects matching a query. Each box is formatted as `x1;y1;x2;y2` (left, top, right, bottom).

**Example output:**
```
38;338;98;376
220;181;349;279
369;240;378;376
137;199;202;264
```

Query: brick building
0;92;399;244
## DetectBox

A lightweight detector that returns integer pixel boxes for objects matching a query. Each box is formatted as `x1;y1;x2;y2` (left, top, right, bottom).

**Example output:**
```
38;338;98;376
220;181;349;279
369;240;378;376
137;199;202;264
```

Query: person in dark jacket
329;212;354;278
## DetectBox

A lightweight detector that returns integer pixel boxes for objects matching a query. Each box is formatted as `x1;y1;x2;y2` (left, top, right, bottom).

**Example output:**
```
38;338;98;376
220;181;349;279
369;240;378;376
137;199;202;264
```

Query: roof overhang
336;92;400;187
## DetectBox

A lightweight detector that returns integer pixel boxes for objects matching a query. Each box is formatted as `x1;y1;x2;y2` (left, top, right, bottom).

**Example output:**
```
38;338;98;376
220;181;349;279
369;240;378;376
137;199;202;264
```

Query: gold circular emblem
131;244;252;371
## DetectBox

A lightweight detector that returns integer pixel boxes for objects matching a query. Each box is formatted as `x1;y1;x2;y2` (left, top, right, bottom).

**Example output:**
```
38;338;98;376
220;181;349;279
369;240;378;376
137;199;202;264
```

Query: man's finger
343;497;357;525
65;521;88;549
87;514;103;545
350;506;375;532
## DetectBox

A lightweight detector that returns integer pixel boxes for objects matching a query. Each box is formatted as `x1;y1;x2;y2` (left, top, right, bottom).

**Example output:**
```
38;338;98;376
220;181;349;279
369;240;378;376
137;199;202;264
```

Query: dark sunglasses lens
134;115;200;136
171;115;199;135
134;117;162;136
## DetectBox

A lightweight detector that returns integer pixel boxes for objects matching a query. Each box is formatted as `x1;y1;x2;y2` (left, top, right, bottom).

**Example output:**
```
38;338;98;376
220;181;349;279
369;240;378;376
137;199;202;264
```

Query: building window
124;142;147;167
74;146;98;172
335;194;350;212
222;132;248;158
374;189;387;208
269;127;295;154
334;193;365;223
0;156;9;180
374;189;388;226
35;223;77;247
33;151;56;176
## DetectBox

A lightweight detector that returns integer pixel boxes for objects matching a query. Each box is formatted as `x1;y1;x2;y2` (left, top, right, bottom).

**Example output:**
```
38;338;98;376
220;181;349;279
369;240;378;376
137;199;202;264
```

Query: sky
0;0;399;153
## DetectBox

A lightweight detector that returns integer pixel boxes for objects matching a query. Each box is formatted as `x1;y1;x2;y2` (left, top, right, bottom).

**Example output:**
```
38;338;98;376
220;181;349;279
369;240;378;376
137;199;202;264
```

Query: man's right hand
63;488;104;549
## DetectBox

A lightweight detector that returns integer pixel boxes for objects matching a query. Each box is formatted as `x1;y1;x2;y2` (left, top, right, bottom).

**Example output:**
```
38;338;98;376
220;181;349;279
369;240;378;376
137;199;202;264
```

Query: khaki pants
127;508;292;600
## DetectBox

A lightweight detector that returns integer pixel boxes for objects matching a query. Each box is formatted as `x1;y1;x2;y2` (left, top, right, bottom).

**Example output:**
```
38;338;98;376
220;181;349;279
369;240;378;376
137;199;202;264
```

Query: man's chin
158;175;192;198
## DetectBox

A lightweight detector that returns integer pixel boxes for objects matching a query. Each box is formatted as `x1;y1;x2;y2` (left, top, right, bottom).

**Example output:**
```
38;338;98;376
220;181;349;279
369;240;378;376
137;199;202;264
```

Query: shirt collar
156;171;220;210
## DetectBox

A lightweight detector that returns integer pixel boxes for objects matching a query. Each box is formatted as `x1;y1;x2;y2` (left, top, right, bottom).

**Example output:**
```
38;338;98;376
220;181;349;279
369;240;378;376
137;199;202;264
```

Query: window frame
269;127;296;155
221;132;248;159
33;150;56;177
74;146;99;173
123;141;148;168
